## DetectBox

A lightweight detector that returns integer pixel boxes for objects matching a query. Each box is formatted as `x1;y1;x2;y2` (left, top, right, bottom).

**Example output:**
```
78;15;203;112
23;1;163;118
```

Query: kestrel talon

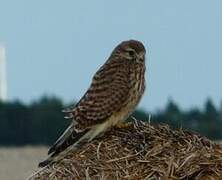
39;40;147;167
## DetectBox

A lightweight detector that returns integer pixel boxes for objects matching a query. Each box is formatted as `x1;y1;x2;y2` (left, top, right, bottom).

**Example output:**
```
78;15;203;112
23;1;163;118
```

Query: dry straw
28;120;222;180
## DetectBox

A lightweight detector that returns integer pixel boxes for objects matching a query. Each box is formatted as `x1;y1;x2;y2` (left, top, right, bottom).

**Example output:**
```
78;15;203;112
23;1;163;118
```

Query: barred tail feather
38;120;111;168
38;128;89;167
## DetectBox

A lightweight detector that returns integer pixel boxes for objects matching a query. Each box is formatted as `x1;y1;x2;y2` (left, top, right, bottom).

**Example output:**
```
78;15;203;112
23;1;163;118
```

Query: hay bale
28;121;222;180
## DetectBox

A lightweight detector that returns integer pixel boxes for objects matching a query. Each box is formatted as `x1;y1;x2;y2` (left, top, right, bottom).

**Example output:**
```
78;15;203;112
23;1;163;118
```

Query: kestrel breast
120;63;146;121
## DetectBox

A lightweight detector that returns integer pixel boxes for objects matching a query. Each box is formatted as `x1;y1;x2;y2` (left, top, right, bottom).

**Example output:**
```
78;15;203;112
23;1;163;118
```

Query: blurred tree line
0;96;222;146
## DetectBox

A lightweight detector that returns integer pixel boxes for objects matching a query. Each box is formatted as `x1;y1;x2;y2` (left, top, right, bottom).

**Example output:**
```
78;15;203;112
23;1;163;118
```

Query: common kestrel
39;40;146;167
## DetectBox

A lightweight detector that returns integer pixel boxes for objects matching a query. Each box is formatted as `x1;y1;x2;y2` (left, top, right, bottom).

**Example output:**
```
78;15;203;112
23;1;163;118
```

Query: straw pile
28;121;222;180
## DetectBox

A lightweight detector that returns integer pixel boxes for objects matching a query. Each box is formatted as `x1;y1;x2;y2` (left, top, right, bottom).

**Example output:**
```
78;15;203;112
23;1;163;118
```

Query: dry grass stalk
28;121;222;180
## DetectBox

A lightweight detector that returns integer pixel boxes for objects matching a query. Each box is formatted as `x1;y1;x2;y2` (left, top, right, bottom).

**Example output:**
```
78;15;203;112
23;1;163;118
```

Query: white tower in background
0;45;7;101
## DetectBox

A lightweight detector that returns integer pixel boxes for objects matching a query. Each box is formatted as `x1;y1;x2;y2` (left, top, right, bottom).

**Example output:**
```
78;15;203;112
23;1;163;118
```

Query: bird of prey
39;40;146;167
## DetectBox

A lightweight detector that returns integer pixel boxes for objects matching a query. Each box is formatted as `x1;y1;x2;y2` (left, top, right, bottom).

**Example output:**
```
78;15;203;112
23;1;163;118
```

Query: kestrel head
112;40;146;64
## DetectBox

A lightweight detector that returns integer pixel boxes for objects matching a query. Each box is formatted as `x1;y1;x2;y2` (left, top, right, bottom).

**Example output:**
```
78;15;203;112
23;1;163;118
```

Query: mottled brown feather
69;40;146;130
73;58;132;129
39;39;146;167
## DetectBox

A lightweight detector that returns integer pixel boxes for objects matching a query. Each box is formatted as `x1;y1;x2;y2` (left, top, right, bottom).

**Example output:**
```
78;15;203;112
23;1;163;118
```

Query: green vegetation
0;96;221;146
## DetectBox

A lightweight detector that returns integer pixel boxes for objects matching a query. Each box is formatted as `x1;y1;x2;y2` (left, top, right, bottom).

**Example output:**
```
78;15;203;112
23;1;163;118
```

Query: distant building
0;45;7;101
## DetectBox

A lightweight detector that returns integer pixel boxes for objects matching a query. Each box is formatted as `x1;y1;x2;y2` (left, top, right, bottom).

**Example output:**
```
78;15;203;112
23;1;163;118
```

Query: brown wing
45;57;131;162
67;57;131;130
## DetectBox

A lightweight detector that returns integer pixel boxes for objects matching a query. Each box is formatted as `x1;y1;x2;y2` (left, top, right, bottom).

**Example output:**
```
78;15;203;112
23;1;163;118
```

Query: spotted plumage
39;40;146;167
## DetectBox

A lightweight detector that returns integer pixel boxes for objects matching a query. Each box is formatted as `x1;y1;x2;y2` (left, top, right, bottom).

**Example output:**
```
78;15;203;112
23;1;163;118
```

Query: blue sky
0;0;222;111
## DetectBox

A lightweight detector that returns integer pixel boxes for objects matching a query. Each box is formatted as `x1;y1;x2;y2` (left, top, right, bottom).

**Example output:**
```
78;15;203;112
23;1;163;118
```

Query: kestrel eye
128;50;135;56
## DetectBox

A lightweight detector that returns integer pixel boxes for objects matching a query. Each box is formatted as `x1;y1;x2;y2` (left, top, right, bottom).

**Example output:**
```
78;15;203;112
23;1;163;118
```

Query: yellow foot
115;122;131;129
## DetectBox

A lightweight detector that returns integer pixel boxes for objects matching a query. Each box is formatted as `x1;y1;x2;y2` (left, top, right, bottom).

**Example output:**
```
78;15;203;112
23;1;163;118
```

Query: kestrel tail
39;39;146;167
